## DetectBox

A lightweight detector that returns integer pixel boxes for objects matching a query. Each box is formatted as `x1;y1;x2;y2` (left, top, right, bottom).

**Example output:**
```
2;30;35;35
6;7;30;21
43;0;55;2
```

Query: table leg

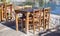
15;13;18;31
25;12;30;34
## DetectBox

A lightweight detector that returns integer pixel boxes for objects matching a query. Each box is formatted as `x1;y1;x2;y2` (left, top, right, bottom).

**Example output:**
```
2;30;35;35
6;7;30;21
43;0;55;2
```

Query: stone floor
0;20;60;36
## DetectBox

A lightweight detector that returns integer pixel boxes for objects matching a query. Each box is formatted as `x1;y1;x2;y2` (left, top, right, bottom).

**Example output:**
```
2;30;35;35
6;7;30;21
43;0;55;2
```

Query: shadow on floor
38;25;60;36
0;20;24;32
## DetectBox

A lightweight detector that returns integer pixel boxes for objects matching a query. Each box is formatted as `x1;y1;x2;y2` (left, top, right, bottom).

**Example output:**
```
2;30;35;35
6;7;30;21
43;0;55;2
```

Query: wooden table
14;7;38;33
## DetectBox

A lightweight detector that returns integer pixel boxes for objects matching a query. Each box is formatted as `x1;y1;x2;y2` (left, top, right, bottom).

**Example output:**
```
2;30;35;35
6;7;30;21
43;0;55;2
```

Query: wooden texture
32;9;42;34
1;5;4;21
10;4;12;20
0;3;12;21
14;6;50;34
25;12;30;33
15;13;18;31
43;7;50;30
0;4;4;21
0;8;2;21
5;3;12;20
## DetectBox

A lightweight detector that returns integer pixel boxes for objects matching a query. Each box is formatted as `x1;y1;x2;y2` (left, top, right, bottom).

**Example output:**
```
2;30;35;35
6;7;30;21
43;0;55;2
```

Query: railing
50;14;60;26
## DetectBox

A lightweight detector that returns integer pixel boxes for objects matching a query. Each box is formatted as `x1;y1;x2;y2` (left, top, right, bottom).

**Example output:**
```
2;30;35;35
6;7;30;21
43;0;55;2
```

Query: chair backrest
43;7;50;19
33;9;42;23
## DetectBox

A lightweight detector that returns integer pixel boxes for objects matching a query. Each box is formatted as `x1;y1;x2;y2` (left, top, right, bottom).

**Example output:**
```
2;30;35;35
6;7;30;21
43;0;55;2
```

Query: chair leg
33;25;35;34
48;19;49;29
21;19;24;30
38;26;40;31
45;20;47;29
0;12;2;21
39;19;41;31
48;14;50;29
33;15;35;34
43;19;46;30
39;22;41;31
1;12;3;21
48;22;49;29
1;5;4;21
45;19;49;29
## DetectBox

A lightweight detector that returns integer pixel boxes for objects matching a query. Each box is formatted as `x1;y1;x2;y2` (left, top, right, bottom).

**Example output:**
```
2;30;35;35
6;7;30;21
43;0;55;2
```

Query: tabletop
15;7;39;13
0;2;12;8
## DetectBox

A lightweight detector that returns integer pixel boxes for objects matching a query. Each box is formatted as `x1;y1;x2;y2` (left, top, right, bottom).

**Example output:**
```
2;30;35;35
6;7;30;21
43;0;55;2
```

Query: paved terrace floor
0;20;60;36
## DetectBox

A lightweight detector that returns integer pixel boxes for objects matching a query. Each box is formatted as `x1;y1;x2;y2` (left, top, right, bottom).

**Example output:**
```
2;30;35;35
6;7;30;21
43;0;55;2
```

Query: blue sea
45;3;60;15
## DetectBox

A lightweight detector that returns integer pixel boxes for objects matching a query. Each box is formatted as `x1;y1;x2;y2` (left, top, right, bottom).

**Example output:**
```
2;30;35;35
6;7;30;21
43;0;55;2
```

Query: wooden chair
32;9;42;34
21;9;42;34
3;3;12;21
43;7;50;30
